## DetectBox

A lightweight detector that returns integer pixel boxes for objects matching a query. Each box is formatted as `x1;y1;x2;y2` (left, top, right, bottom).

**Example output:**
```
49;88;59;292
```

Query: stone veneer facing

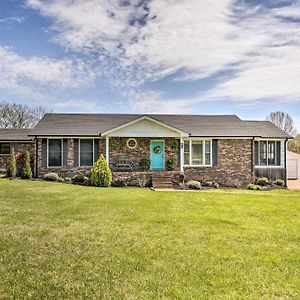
35;137;256;187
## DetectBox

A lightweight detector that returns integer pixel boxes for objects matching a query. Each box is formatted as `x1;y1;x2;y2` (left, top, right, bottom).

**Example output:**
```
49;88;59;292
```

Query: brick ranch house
0;113;292;187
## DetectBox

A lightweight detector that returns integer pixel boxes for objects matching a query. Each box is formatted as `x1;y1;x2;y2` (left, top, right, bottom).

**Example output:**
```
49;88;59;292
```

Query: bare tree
288;133;300;154
0;101;48;128
266;111;297;136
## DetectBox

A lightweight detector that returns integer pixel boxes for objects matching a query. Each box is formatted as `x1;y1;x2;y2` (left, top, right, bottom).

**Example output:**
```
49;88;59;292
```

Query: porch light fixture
127;138;137;149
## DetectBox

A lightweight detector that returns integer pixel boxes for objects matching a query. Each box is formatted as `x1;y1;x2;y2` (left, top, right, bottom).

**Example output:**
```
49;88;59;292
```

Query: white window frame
47;138;63;168
78;138;95;167
257;140;280;167
183;139;212;167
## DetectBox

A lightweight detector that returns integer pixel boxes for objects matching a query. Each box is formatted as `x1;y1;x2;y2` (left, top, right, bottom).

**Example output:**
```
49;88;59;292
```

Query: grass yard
0;179;299;299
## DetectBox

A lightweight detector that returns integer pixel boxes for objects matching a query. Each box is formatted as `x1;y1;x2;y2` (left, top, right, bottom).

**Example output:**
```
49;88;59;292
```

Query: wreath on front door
153;146;161;154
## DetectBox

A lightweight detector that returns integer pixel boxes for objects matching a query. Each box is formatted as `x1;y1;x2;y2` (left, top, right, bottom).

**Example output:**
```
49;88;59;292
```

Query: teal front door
150;141;164;170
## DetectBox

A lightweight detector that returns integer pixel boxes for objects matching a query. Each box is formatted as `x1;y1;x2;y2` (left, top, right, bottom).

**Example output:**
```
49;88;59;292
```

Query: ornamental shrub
273;179;285;187
247;183;262;191
43;172;60;181
91;154;112;187
7;149;17;178
139;157;150;171
186;180;201;190
256;177;269;186
166;158;176;171
72;174;85;183
21;151;32;179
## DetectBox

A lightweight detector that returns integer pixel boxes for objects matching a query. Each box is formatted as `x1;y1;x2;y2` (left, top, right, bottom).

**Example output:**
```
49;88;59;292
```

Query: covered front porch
102;115;188;173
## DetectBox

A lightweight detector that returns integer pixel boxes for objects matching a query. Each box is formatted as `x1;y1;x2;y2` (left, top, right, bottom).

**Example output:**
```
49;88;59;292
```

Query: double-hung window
48;139;62;167
0;143;10;155
258;141;280;166
184;140;212;166
79;139;94;167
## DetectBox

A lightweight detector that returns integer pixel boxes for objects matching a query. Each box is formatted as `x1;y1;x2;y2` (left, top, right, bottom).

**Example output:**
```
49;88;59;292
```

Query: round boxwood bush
43;173;61;182
273;179;285;187
186;180;201;190
256;177;269;186
247;183;262;191
72;174;85;183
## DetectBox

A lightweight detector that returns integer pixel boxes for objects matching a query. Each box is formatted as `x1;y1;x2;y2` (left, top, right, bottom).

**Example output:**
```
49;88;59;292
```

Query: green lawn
0;179;299;299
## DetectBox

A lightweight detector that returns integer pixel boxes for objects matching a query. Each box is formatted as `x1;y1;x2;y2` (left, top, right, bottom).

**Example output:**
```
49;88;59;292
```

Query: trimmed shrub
43;173;60;181
256;177;269;186
186;180;201;190
202;181;213;187
139;157;150;171
247;183;262;191
213;182;220;189
21;151;32;179
7;149;17;178
166;158;176;171
273;179;285;187
83;176;91;186
64;177;72;183
91;154;112;187
0;168;6;174
72;174;85;183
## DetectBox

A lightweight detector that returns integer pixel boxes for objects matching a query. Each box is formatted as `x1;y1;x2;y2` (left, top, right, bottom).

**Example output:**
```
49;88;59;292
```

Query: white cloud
0;46;97;99
0;16;26;24
25;0;300;109
204;4;300;102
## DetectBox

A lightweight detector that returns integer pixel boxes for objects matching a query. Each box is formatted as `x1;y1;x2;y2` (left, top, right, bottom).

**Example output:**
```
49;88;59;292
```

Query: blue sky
0;0;300;130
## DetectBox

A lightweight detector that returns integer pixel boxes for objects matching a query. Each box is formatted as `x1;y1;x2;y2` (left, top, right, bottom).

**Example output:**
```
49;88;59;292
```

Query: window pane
184;141;190;165
268;141;275;166
192;141;203;165
204;141;211;165
80;140;93;166
48;139;62;166
259;141;267;166
0;143;10;154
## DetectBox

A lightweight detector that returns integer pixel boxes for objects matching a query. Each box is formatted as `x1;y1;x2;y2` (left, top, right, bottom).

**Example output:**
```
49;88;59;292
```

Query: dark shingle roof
0;129;34;141
29;113;291;139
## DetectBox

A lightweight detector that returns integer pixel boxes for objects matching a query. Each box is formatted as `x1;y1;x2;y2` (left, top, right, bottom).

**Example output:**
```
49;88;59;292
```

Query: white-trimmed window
258;140;280;166
184;140;212;166
48;139;63;167
79;139;94;167
0;143;10;155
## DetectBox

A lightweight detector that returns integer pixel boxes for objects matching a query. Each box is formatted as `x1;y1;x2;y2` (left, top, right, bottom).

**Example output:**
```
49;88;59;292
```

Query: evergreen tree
22;151;33;179
7;148;16;177
91;154;112;187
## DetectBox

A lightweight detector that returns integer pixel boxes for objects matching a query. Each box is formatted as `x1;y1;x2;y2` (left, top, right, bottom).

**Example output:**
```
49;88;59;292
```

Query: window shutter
254;141;259;165
94;139;99;163
63;139;68;166
212;139;218;167
74;139;79;167
276;141;281;166
41;139;47;167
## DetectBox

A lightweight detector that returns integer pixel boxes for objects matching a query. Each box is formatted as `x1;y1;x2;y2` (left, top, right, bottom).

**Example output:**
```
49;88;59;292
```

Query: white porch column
180;136;184;172
105;136;109;164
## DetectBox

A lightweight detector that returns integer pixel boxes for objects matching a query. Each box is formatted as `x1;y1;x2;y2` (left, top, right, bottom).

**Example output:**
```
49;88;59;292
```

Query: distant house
0;114;292;187
287;151;300;180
